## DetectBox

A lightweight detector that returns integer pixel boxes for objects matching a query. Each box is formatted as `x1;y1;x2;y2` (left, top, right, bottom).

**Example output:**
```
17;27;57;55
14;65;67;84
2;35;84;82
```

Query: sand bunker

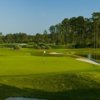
48;52;64;55
77;58;100;65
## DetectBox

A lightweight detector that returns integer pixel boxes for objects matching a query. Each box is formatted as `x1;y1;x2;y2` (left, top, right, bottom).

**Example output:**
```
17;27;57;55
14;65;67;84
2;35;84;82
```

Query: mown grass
0;48;100;100
0;48;99;76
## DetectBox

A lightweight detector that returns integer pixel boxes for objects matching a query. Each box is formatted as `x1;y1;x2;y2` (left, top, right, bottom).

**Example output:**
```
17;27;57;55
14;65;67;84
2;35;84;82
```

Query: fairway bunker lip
76;58;100;65
48;52;64;55
5;97;47;100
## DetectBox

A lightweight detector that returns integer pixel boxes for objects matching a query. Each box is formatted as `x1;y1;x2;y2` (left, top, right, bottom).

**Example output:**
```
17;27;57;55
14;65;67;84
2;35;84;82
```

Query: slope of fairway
0;48;100;100
0;72;100;100
0;48;99;76
0;55;98;76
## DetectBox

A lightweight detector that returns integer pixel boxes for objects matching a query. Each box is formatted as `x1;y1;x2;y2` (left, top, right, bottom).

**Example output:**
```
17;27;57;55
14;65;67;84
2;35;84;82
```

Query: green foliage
66;43;76;49
0;12;100;99
20;42;39;49
38;43;51;49
0;43;18;48
13;44;21;50
0;12;100;49
49;44;66;49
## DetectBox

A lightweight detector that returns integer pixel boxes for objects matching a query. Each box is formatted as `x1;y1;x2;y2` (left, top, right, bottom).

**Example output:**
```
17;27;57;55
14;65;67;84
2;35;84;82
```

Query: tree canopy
0;12;100;48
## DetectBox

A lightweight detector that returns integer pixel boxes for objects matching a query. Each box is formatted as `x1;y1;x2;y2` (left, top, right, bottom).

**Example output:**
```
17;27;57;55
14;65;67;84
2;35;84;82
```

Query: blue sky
0;0;100;34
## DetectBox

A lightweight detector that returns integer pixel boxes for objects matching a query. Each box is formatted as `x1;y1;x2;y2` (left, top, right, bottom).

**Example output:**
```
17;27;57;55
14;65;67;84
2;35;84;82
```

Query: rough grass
0;48;100;100
0;72;100;100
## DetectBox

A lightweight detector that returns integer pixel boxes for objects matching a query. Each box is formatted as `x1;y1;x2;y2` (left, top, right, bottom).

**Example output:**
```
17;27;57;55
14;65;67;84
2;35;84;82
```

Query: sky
0;0;100;34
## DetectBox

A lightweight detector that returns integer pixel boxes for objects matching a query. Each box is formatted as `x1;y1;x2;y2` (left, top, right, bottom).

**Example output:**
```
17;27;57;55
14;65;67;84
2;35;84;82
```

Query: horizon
0;0;100;34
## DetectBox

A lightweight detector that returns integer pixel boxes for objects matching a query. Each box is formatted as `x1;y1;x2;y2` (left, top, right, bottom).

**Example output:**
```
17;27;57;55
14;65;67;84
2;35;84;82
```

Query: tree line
0;12;100;48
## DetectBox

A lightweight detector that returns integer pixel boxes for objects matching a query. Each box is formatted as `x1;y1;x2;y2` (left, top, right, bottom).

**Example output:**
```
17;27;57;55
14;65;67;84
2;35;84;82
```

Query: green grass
0;48;99;76
0;48;100;100
0;72;100;100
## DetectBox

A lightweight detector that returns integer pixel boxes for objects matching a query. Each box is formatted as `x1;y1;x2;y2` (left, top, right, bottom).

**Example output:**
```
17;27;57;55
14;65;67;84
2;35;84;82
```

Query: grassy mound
0;72;100;100
0;48;100;99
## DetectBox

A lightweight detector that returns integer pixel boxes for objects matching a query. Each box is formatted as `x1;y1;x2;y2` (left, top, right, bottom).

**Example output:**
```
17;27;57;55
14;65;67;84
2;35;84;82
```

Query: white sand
76;58;100;65
48;52;63;55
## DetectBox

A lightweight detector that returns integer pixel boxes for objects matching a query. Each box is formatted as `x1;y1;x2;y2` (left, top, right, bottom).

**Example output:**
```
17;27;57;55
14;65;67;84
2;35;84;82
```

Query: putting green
0;48;99;76
0;48;100;99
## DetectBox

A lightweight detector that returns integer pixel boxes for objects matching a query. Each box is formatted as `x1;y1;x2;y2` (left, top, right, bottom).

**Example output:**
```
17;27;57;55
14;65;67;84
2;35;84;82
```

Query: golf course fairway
0;48;100;100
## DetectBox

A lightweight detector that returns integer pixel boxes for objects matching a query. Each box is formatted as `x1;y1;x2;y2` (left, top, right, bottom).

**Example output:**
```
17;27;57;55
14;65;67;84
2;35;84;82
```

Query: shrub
38;43;51;49
13;44;21;50
49;44;66;49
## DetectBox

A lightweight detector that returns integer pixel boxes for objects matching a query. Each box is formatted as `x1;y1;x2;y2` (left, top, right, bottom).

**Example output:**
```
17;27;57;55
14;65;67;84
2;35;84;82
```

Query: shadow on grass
0;83;100;100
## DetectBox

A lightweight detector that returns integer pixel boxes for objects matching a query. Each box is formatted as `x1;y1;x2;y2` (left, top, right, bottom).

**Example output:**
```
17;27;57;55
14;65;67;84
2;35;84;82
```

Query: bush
33;43;41;49
49;44;66;49
13;44;21;50
38;43;51;49
0;43;20;48
22;42;40;49
66;43;76;49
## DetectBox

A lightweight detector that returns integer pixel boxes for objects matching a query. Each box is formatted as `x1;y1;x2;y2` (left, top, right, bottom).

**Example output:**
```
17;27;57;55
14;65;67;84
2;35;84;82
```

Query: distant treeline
0;12;100;48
